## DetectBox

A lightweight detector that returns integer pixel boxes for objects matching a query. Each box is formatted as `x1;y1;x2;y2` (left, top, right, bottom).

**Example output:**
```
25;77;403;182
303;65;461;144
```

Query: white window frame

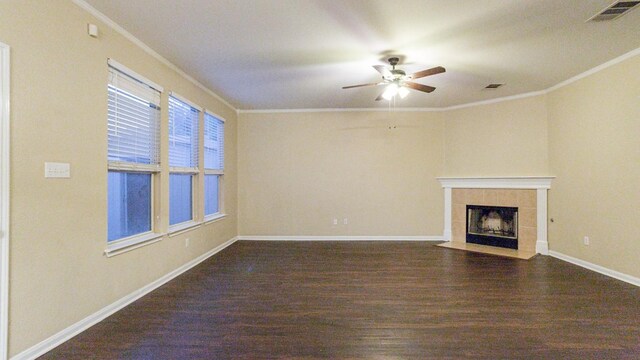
168;92;201;233
105;59;163;256
203;110;226;222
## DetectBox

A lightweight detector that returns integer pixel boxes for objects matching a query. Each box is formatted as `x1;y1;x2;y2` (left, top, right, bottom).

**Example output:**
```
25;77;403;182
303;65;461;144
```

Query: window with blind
168;94;200;226
204;112;224;217
107;60;162;243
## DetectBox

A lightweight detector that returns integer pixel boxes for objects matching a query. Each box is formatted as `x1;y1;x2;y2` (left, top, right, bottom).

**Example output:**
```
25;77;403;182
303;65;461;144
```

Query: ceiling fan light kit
343;57;445;102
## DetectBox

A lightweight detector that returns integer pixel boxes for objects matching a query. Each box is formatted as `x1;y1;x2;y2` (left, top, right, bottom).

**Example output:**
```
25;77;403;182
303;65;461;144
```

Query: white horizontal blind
169;95;199;169
108;65;161;169
204;112;224;171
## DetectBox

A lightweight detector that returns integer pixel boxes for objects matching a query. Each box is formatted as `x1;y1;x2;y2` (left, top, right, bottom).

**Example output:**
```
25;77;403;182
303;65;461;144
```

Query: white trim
204;110;226;123
107;161;160;173
438;177;554;254
12;236;238;360
443;187;452;241
549;250;640;288
168;221;201;237
71;0;236;112
545;46;640;93
73;0;639;114
238;107;443;114
204;213;226;224
238;46;640;113
0;41;9;360
535;189;549;255
237;236;444;241
437;176;555;189
169;166;199;174
440;90;546;111
169;92;203;112
107;58;163;93
104;232;164;257
204;169;223;175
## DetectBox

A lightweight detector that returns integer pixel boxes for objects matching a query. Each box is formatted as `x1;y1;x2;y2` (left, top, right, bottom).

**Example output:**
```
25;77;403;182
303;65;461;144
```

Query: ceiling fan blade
409;66;446;80
404;81;436;93
373;65;392;78
375;92;385;101
342;82;383;89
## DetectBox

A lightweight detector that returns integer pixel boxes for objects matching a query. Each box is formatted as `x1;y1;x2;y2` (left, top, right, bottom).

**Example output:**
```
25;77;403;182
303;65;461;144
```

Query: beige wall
444;95;550;176
0;1;237;355
3;0;639;356
547;55;640;278
238;52;640;283
238;95;553;237
238;111;445;236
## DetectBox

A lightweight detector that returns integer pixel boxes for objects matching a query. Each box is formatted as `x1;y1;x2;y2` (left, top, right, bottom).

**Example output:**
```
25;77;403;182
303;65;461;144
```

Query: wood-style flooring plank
40;241;640;359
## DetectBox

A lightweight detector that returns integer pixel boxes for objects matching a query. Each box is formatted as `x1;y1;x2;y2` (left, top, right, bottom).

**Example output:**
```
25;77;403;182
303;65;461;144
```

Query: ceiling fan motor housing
390;69;406;79
387;57;406;80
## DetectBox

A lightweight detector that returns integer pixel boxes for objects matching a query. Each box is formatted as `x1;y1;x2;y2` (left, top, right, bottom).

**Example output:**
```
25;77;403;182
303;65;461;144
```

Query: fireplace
466;205;518;249
438;177;554;255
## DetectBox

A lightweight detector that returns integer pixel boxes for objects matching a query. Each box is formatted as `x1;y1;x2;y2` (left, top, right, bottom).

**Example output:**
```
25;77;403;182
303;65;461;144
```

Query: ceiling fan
342;57;445;101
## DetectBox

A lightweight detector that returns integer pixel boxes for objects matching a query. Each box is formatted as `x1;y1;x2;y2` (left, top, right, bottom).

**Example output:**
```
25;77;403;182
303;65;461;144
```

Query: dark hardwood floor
41;241;640;359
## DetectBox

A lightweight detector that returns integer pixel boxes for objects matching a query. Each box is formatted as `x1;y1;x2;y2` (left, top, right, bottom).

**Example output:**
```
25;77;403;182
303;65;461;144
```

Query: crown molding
71;0;639;115
238;107;444;114
439;90;547;111
239;46;640;114
545;46;640;93
71;0;237;113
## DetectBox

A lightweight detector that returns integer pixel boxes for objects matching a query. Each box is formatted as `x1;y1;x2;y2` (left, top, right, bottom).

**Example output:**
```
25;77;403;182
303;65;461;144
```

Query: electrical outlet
333;218;338;225
583;236;589;246
343;218;348;225
185;238;190;248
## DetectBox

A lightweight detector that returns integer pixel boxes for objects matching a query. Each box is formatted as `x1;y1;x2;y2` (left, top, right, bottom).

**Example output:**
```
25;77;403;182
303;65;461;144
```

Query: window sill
105;232;164;257
204;213;226;224
168;221;201;237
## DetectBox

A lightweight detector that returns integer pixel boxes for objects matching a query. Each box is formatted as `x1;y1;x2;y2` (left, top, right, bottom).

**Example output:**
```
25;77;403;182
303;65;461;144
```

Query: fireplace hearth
466;205;518;249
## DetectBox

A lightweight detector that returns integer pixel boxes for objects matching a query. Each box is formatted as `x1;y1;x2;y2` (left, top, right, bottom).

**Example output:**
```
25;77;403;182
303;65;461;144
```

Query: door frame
0;41;10;360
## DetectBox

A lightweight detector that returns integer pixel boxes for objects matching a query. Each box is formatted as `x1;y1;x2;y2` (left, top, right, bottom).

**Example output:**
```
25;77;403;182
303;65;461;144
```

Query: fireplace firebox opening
466;205;518;249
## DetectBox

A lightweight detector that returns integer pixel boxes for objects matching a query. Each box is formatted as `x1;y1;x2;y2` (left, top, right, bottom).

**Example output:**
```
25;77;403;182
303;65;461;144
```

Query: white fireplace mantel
437;176;555;255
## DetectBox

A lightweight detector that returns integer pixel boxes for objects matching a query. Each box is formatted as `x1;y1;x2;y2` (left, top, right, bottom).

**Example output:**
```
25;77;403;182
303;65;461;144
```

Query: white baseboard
549;250;640;287
238;235;444;241
11;236;238;360
535;240;549;255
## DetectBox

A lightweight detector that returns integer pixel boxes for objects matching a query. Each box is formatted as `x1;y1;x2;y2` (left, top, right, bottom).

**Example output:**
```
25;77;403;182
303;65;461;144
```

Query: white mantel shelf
437;176;555;255
437;176;554;189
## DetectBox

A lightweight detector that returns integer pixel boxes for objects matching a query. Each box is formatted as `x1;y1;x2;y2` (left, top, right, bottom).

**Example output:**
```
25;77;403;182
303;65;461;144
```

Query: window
168;94;200;227
204;112;224;217
107;59;162;243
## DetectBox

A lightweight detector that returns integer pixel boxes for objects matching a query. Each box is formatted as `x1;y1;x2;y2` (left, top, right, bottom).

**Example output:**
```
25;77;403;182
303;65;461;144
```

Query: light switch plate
45;162;70;178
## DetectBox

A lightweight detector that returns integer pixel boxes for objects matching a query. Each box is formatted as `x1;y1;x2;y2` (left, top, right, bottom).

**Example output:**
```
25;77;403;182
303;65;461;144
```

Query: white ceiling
83;0;640;110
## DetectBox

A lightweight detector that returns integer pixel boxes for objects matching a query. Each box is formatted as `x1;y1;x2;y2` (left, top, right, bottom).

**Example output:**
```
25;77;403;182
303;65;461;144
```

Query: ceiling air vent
484;83;504;89
588;1;640;21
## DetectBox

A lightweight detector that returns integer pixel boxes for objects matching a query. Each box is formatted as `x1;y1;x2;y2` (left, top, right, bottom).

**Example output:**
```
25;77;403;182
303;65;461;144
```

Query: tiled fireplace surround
438;177;554;255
